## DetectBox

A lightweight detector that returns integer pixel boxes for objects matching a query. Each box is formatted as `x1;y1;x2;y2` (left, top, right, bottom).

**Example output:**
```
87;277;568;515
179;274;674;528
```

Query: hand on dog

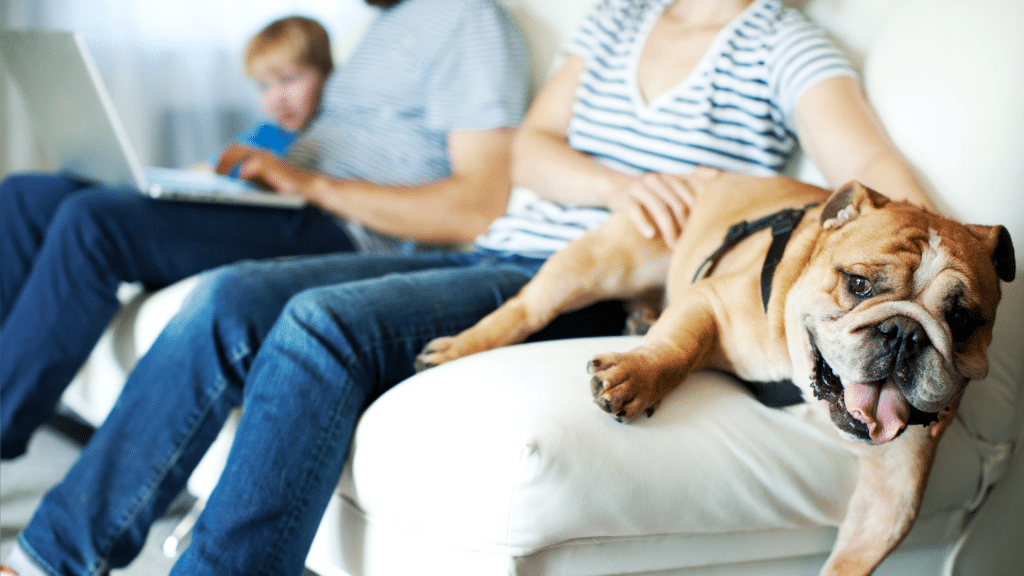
611;168;718;246
216;143;315;197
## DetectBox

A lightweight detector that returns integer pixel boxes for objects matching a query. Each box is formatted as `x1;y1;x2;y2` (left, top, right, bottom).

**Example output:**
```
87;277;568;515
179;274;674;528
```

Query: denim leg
171;259;544;576
0;185;354;459
0;173;88;320
15;252;476;576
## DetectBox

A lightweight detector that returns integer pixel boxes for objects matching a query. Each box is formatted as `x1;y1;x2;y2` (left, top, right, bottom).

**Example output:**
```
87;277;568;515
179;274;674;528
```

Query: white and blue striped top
474;0;855;259
288;0;530;253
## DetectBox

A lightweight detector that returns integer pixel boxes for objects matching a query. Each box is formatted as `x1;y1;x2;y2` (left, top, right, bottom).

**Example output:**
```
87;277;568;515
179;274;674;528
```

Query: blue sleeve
232;122;298;157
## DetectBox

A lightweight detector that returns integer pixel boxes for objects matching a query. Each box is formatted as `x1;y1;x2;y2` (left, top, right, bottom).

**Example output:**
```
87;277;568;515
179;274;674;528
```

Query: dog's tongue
843;380;909;443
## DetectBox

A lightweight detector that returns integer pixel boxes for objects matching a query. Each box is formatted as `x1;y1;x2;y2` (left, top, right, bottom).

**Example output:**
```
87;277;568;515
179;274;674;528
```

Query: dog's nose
877;316;929;385
878;316;928;351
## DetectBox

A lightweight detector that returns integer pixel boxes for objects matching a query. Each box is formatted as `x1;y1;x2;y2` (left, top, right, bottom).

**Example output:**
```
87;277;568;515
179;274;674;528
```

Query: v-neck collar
627;0;764;113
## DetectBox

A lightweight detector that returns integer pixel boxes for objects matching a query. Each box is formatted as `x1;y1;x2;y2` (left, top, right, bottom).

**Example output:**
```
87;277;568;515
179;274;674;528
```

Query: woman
3;1;930;575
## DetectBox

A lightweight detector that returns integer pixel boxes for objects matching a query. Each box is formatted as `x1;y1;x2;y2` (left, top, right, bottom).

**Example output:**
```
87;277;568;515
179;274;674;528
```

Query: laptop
0;29;306;209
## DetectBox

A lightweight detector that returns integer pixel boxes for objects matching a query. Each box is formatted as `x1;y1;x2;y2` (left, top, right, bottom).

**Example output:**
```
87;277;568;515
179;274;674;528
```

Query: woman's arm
795;76;933;209
514;54;695;244
218;128;515;246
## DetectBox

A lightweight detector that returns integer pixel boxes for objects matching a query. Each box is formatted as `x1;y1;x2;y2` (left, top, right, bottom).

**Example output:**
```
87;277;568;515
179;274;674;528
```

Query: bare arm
795;76;933;209
513;54;695;245
218;128;514;245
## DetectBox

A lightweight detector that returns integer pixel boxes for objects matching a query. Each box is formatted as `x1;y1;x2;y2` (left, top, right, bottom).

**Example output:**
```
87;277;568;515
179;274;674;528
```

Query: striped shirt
288;0;530;253
475;0;855;258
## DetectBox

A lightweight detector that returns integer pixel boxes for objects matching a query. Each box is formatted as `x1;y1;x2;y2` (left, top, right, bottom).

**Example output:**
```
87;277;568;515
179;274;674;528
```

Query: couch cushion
340;336;988;564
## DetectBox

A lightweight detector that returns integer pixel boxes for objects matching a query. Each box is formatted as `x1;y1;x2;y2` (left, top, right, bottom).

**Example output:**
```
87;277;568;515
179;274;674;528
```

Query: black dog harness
692;203;818;312
687;204;817;408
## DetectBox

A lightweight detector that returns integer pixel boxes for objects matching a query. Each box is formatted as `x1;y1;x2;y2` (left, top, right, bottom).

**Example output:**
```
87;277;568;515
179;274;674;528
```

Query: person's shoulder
574;0;664;34
394;0;512;31
404;0;504;17
591;0;659;18
450;0;519;26
751;0;824;38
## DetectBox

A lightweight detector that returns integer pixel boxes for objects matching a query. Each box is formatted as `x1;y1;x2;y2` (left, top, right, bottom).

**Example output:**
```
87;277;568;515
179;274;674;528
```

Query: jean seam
15;536;62;576
97;376;231;567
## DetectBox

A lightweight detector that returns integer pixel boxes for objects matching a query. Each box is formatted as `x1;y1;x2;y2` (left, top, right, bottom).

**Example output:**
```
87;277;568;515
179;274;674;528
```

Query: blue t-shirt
288;0;531;253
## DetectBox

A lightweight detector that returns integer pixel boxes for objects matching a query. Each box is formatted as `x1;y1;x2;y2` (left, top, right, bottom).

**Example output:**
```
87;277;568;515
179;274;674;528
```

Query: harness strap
693;203;818;312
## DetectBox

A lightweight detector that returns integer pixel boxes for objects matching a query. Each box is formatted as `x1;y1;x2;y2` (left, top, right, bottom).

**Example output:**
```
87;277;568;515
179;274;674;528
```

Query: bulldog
417;171;1015;575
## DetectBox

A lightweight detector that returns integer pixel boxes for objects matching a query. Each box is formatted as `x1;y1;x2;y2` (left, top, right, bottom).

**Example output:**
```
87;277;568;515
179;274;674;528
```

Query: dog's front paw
414;336;457;372
588;352;660;423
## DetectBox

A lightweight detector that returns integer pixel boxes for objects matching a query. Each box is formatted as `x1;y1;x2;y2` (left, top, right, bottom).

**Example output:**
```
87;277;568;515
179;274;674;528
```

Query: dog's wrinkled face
786;183;1015;444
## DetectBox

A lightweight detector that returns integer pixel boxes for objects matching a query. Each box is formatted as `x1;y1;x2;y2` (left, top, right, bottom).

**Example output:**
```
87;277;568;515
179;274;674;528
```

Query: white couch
61;0;1024;574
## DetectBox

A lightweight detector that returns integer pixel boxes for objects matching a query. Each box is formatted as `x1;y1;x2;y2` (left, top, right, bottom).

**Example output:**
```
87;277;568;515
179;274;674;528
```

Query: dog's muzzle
809;336;940;443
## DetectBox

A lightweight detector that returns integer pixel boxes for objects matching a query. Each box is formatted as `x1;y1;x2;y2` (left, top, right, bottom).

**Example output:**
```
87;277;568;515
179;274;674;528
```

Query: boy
195;15;332;173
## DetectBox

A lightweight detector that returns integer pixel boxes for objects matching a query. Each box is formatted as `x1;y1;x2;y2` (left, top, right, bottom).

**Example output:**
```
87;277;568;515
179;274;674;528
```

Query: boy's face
251;50;326;132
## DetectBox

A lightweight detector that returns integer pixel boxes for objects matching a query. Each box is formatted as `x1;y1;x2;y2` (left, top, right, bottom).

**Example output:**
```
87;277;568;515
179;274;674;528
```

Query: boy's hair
245;16;333;78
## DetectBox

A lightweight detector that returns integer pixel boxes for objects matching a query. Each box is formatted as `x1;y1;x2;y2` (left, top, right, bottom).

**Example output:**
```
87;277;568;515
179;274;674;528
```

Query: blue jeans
0;173;355;458
16;250;625;576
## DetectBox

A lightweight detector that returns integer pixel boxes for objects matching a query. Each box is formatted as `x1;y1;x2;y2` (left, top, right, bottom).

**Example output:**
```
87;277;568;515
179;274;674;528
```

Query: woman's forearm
512;128;631;208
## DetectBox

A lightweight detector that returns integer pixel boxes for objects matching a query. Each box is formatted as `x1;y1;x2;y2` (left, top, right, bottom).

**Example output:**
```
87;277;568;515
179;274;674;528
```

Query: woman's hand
611;168;718;246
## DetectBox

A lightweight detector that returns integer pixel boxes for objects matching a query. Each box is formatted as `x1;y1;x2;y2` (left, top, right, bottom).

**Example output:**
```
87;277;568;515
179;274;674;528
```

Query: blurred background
1;0;375;178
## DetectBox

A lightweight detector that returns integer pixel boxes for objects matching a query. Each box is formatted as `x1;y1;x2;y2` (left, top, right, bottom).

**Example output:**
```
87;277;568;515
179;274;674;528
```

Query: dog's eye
946;305;981;342
847;275;873;298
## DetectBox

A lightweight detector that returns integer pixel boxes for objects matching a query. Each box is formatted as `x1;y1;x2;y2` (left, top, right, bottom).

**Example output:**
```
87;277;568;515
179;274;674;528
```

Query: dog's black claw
590;376;605;397
645;406;656;418
413;356;434;373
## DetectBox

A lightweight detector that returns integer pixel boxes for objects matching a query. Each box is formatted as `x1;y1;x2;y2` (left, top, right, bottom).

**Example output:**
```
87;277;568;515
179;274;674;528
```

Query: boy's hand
216;143;315;196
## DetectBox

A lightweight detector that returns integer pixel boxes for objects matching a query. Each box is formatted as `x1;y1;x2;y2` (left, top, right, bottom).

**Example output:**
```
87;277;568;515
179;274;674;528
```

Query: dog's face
786;183;1015;444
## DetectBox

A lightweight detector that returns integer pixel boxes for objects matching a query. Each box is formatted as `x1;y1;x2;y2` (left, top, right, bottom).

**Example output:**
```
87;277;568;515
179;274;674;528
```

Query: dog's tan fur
418;171;1015;575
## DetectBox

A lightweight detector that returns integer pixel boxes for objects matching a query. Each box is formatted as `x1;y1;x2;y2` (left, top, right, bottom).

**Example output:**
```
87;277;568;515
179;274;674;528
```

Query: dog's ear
820;181;890;230
967;224;1016;282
